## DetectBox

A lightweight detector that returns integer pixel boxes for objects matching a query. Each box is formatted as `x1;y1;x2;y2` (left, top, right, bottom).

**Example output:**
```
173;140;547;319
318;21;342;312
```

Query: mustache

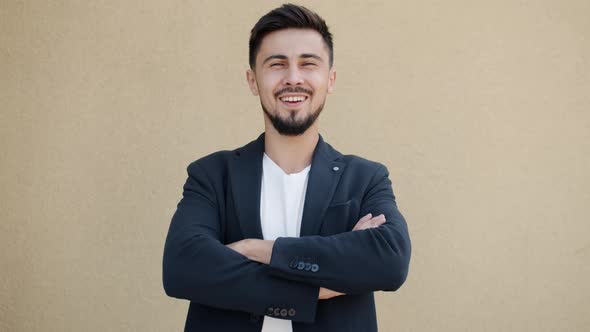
275;87;312;98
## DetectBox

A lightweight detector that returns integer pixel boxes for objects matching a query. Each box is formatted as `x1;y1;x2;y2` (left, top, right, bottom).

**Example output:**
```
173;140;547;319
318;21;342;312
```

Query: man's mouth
278;95;309;107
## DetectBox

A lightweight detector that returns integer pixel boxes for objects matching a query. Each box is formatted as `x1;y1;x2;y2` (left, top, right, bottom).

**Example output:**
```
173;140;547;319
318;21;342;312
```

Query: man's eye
270;63;284;67
303;63;316;66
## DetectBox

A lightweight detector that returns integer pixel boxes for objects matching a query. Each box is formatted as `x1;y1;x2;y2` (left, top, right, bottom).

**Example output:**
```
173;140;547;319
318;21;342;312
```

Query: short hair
248;3;334;70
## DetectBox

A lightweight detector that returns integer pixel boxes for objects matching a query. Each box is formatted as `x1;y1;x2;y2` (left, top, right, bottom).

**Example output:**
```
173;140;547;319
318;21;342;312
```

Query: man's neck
263;127;319;175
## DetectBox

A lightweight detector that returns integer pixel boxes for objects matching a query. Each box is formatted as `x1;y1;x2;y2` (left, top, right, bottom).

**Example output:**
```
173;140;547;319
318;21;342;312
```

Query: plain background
1;1;589;331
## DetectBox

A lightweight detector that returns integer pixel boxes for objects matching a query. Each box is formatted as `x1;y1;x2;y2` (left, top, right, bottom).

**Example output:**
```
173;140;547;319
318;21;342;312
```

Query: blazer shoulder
340;153;387;174
185;149;235;175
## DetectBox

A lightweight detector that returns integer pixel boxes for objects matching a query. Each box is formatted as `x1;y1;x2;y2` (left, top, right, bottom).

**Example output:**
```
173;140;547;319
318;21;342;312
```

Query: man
162;3;411;331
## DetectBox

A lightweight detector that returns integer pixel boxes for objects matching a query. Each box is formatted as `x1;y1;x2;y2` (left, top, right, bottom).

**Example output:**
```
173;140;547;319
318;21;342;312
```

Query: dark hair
249;3;334;70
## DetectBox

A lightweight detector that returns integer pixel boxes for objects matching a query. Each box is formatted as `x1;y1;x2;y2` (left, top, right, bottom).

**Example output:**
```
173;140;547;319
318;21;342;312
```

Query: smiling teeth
280;96;306;102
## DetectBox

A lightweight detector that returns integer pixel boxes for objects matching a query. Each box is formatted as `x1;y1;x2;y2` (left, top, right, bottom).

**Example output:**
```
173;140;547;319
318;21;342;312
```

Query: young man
163;4;411;331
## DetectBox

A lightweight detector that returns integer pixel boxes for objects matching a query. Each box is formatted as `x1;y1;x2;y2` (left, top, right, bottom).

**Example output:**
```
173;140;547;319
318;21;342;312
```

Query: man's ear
327;67;336;94
246;69;259;96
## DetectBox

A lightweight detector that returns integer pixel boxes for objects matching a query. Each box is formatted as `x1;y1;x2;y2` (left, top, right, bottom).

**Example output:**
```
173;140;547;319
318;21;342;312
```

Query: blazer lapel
229;132;345;240
299;134;345;237
229;132;265;240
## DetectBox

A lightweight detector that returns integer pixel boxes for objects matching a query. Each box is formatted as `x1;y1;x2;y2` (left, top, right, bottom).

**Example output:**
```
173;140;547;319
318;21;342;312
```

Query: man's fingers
363;214;386;230
359;213;372;223
352;213;372;231
373;214;386;222
353;213;387;231
370;214;386;226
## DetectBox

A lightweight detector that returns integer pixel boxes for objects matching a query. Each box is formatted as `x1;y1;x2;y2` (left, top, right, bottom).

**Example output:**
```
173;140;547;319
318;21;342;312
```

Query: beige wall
2;1;589;331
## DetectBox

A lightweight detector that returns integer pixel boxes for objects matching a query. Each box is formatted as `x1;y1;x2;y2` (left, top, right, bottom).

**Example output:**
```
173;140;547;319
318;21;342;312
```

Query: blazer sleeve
268;163;411;294
162;162;320;323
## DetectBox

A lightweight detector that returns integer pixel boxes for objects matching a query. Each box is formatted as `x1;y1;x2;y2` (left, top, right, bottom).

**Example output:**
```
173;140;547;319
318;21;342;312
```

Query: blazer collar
229;132;345;239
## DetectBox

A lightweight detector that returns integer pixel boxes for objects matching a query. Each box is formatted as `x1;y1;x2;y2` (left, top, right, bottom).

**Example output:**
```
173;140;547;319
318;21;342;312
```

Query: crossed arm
163;162;411;323
225;212;388;299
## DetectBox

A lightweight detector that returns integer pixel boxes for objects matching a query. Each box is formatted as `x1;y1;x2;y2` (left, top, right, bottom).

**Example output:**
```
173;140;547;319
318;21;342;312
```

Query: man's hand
352;213;386;231
226;239;274;265
319;287;346;300
225;238;251;257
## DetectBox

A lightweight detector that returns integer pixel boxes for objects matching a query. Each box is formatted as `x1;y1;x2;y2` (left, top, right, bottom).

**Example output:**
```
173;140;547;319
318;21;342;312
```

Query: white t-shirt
260;152;311;332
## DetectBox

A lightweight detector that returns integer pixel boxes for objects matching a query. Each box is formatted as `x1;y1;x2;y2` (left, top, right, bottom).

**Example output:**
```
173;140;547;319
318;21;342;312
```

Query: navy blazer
163;132;411;331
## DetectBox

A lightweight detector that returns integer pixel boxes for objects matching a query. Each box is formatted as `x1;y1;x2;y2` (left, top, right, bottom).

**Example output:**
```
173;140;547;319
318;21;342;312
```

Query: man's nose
282;66;304;85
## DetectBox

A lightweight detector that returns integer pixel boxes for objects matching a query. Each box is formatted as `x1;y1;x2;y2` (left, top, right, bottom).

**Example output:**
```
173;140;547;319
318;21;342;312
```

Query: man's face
246;28;336;136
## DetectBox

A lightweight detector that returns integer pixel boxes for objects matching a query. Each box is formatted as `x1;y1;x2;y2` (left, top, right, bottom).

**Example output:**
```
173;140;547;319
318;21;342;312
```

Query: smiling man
163;3;411;332
247;27;332;139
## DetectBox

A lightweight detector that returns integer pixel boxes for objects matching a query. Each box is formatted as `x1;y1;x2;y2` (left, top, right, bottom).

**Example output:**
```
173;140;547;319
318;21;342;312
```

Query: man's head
246;3;336;136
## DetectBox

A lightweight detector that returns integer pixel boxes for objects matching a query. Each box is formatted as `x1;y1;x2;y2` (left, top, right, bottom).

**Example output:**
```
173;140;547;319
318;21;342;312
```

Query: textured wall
1;1;589;331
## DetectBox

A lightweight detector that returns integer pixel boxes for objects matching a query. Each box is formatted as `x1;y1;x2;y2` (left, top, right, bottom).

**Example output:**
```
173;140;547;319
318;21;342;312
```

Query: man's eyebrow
300;53;323;62
262;54;288;65
262;53;324;65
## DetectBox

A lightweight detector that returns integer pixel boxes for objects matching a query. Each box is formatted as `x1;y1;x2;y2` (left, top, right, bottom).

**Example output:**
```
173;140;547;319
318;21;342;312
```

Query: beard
261;98;326;136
